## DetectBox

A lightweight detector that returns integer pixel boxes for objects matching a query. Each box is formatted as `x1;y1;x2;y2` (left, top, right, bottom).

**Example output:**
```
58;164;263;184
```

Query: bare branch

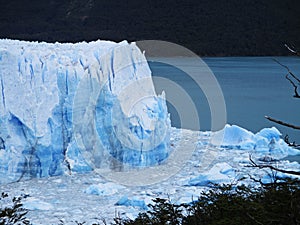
285;43;300;56
285;74;300;98
289;72;300;84
272;58;300;99
249;155;300;176
246;212;264;225
285;44;297;54
265;116;300;130
248;173;265;186
273;58;300;83
284;135;300;149
273;58;291;71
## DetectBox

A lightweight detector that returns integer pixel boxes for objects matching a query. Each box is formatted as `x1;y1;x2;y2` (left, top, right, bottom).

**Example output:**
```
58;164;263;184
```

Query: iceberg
0;39;171;184
211;124;299;158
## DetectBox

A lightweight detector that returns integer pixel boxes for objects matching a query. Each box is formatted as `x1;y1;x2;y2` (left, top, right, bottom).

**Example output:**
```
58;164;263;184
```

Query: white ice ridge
0;39;171;184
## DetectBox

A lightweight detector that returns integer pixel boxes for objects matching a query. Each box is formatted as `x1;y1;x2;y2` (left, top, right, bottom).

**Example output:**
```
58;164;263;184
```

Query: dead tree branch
284;135;300;149
272;58;300;83
285;74;300;98
272;58;300;98
267;48;300;147
265;116;300;130
284;43;300;56
249;155;300;176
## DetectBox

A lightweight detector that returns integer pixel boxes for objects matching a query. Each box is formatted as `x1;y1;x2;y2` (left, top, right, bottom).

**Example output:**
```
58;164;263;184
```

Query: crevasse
0;39;171;184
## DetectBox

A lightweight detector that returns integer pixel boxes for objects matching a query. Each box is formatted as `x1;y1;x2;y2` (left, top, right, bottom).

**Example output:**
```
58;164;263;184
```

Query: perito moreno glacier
0;39;171;184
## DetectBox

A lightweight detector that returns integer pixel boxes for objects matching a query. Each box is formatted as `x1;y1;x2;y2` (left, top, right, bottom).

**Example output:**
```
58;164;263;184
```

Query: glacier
0;39;171;184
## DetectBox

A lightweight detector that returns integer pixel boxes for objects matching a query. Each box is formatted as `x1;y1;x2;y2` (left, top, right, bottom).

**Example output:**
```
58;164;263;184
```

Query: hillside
0;0;299;56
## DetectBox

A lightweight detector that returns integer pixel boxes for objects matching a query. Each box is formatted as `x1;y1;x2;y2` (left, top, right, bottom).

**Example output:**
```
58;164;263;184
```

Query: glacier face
0;39;171;184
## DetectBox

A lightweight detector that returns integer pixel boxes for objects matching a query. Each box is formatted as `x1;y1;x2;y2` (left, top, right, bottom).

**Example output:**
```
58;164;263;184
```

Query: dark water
149;57;300;143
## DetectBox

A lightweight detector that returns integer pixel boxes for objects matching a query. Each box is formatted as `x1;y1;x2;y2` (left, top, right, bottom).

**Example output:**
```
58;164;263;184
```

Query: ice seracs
0;39;171;184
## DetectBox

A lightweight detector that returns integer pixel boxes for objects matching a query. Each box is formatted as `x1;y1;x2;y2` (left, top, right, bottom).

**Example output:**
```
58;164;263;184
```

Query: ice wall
0;39;171;184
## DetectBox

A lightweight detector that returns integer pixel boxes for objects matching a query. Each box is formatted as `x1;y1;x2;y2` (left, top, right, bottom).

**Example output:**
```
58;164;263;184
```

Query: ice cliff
0;39;171;184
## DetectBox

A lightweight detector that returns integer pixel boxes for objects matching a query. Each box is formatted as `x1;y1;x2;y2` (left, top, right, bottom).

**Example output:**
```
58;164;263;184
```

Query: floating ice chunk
254;132;299;157
219;162;236;176
188;174;227;186
260;171;296;184
115;196;148;210
188;162;235;186
211;124;255;149
255;127;281;141
84;182;125;196
22;197;54;211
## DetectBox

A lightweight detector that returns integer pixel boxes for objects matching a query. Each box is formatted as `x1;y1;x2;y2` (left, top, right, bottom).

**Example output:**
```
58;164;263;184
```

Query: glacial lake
148;56;300;144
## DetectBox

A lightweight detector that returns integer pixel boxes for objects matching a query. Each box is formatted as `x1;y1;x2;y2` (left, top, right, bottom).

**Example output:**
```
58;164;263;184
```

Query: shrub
0;192;30;225
114;179;300;225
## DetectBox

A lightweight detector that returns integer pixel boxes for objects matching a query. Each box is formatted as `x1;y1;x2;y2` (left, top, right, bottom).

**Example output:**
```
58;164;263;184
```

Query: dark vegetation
113;180;300;225
0;192;29;225
0;0;300;56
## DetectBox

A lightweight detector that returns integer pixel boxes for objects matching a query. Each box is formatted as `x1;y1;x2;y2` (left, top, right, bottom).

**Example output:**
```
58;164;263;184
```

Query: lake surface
148;56;300;143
